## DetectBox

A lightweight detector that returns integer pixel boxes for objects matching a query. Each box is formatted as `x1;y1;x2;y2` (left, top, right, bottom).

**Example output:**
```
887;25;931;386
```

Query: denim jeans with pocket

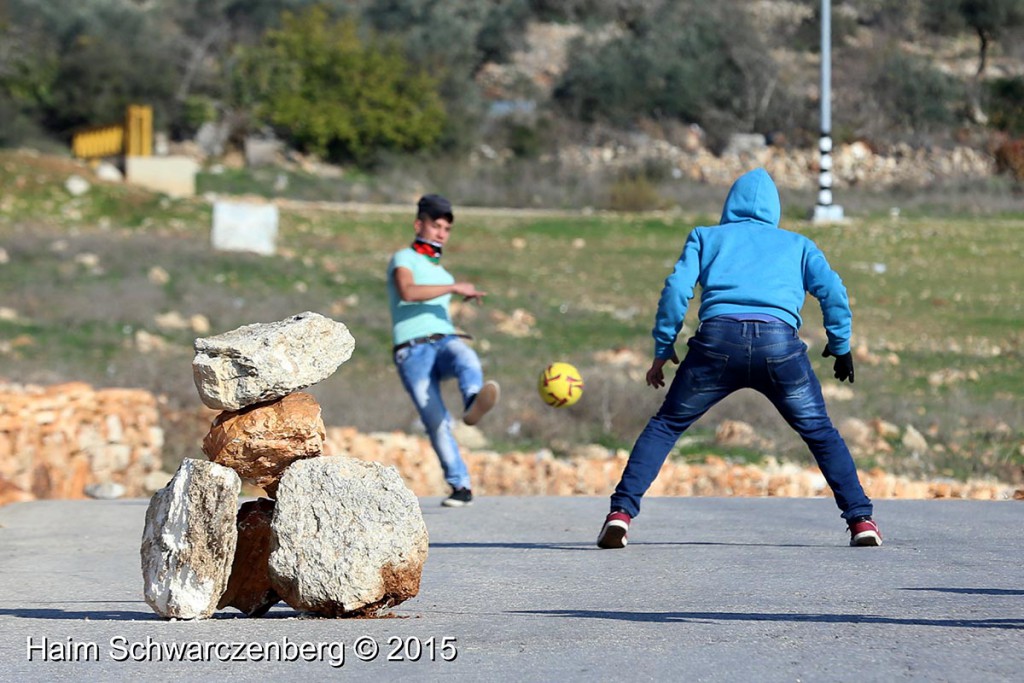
611;318;872;520
394;335;483;490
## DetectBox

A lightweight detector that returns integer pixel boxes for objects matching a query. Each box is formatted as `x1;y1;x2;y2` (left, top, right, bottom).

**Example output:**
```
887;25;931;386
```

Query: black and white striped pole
813;0;844;223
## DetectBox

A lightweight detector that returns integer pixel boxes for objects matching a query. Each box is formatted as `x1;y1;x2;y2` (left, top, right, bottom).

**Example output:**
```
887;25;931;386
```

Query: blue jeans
611;319;872;521
394;335;483;490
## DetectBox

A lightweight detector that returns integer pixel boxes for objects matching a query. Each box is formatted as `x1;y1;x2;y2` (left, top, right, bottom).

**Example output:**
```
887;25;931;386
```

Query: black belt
393;333;471;353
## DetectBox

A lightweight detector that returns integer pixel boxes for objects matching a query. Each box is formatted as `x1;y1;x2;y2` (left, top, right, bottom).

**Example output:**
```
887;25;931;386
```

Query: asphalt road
0;496;1020;681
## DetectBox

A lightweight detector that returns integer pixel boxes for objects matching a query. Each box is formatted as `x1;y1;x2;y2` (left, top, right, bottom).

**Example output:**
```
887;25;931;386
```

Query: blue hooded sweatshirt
652;168;852;359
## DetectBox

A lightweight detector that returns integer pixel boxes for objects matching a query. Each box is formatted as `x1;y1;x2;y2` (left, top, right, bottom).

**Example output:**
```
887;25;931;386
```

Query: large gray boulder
269;456;429;617
140;459;240;619
192;312;355;411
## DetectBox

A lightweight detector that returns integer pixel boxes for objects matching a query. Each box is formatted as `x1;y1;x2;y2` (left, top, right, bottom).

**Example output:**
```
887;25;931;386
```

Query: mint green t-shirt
387;247;456;345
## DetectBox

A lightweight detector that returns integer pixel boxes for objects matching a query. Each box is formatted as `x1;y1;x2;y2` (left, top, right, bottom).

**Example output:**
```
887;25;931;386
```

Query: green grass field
1;151;1021;483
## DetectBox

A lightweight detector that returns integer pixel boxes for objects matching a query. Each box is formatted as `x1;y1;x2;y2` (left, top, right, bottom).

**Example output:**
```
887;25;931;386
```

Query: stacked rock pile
140;312;429;620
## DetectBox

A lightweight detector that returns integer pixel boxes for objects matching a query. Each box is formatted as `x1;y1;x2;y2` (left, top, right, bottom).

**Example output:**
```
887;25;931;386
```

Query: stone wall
0;382;164;505
0;383;1019;507
554;139;996;191
324;427;1018;502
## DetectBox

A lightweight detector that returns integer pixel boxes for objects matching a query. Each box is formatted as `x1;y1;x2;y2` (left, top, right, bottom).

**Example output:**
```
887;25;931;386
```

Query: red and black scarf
412;238;443;264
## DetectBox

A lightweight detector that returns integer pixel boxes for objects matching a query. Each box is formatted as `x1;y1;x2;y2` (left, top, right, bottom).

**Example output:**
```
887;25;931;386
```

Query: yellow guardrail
71;104;152;159
71;124;124;159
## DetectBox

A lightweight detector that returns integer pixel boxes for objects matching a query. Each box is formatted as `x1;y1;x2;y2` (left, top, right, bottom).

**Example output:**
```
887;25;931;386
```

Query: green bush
552;2;772;139
42;4;177;136
362;0;519;154
527;0;620;23
237;7;446;166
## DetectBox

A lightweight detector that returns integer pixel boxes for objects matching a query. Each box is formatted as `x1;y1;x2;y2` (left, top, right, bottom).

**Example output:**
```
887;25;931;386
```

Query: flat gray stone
192;312;355;411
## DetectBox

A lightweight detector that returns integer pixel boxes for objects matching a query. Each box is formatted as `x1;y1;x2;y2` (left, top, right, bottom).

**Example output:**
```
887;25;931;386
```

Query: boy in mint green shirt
387;194;499;507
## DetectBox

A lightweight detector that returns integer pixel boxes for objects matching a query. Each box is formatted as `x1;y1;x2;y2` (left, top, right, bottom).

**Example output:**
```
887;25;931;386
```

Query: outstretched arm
394;267;486;303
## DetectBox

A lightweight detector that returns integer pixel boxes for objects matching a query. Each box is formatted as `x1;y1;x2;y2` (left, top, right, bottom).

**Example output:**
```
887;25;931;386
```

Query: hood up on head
718;168;781;227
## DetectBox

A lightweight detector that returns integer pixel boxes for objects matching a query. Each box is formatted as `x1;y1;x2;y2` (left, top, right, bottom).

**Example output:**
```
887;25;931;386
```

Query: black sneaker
442;487;473;507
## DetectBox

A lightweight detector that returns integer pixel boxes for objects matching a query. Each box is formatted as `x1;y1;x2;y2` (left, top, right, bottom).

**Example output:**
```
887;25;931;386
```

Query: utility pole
813;0;844;223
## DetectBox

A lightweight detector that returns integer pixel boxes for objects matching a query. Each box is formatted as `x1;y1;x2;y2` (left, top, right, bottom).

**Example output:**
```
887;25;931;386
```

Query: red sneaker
848;517;882;546
597;511;631;549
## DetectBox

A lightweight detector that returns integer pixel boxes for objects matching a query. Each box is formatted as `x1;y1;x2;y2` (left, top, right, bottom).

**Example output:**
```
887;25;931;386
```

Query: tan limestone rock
202;392;326;498
269;457;428;617
140;459;241;620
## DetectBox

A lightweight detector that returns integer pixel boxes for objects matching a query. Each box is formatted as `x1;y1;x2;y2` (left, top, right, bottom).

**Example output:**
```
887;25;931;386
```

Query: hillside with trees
2;1;1023;197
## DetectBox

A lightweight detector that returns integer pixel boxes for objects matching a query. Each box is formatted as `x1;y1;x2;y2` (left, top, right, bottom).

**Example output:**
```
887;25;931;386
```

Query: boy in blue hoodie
597;168;881;549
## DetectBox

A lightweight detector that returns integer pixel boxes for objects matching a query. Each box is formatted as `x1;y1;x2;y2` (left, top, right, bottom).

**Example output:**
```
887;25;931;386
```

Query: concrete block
212;201;279;256
125;156;199;198
244;137;283;167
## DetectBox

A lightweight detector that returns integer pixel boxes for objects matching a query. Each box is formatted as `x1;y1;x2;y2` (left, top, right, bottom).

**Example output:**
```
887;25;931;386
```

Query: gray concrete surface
0;496;1020;681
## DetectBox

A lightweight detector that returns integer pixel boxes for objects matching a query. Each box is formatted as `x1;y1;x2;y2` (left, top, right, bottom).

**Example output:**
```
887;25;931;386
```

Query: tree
922;0;1024;120
921;0;1024;75
237;6;445;165
1;0;179;140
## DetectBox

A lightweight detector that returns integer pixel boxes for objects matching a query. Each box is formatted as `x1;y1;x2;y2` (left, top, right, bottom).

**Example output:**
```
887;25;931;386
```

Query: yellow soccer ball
538;362;584;408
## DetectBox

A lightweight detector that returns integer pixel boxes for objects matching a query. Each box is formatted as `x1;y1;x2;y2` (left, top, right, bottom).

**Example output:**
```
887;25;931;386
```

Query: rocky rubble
2;378;1017;510
141;313;429;619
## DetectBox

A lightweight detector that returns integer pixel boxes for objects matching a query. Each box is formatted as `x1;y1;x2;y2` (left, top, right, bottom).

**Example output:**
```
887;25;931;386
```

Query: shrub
555;15;745;125
867;50;959;134
552;1;787;143
237;7;445;166
607;171;664;212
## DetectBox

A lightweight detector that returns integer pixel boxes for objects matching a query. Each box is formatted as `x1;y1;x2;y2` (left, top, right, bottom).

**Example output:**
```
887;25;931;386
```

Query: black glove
822;347;855;383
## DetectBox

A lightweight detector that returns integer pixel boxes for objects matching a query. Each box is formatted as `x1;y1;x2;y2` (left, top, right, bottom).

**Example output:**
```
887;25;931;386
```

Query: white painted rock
140;458;240;619
269;456;428;616
192;311;355;411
